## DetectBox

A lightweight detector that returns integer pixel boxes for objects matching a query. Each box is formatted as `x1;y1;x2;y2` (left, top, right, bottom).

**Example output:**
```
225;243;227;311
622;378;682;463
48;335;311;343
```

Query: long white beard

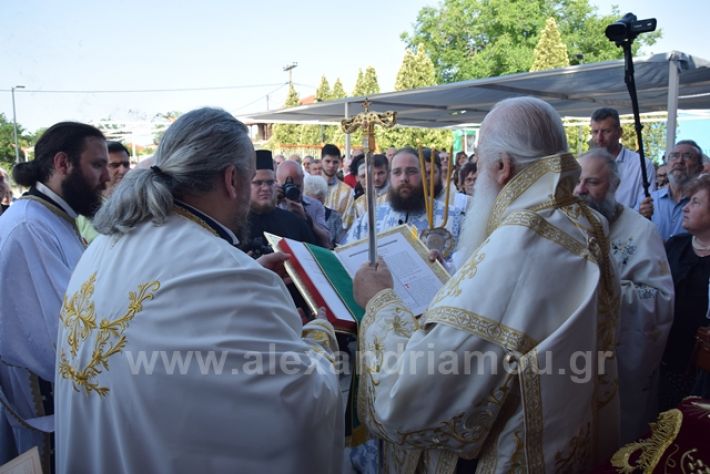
453;169;501;269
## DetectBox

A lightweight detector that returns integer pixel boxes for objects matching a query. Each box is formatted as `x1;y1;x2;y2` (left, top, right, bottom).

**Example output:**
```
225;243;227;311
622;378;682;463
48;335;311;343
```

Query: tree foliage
315;76;331;102
381;47;452;150
401;0;660;83
530;17;569;71
0;113;30;170
271;85;303;147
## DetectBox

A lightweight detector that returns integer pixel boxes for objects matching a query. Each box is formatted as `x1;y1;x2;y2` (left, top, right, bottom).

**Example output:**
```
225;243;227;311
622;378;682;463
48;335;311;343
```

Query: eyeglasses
668;152;698;162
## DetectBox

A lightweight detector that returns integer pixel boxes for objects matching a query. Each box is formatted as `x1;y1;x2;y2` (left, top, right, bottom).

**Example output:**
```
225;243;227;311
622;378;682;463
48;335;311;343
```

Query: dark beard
433;180;443;199
389;184;426;213
62;167;103;218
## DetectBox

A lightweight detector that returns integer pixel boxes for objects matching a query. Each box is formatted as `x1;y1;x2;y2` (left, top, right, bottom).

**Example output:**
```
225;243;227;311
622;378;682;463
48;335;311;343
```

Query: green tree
271;85;303;147
530;17;569;71
315;76;332;102
352;66;380;96
381;46;452;150
0;113;31;169
348;66;383;145
331;79;347;100
324;79;348;146
402;0;660;83
298;76;333;146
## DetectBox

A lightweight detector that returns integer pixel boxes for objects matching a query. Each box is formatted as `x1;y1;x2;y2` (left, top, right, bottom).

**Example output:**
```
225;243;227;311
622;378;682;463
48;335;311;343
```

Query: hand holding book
353;258;394;308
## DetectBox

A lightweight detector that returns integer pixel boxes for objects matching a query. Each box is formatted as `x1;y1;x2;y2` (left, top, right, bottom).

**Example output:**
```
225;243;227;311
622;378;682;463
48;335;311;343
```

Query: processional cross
341;99;397;265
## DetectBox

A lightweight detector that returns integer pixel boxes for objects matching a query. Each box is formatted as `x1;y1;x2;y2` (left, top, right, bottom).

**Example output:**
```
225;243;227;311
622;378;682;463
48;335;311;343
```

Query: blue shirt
615;147;656;209
644;187;688;241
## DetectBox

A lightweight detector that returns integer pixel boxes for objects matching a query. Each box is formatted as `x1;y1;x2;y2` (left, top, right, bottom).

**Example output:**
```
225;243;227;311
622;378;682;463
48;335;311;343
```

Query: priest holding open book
353;97;621;473
54;108;343;473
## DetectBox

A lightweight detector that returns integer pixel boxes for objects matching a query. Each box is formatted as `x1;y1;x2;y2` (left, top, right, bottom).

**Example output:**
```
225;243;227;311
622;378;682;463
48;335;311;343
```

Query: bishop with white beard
353;97;621;473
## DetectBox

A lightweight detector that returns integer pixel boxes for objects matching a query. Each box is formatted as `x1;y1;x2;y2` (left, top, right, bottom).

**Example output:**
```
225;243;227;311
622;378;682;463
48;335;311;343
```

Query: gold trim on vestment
173;205;219;237
520;349;546;473
610;408;683;473
500;210;597;263
58;272;160;396
423;306;537;354
20;195;85;246
486;153;579;236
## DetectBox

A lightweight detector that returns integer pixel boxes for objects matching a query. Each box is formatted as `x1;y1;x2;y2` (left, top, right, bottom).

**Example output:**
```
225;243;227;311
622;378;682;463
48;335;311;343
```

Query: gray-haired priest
54;108;343;473
353;97;621;473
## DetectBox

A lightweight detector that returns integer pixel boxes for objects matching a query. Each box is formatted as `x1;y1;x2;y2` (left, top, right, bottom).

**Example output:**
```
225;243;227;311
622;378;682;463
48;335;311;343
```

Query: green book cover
304;243;366;323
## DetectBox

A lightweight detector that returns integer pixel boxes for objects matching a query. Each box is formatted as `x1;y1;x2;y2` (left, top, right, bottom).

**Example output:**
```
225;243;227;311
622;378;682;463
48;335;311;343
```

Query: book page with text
336;227;447;316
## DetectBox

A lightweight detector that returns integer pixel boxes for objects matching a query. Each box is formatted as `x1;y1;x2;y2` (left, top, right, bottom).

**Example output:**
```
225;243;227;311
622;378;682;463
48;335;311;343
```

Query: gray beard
668;171;694;192
453;170;500;270
577;193;619;224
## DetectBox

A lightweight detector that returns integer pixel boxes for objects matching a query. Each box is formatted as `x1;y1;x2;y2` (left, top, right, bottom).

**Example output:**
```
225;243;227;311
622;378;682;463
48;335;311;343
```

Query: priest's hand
257;251;292;284
353;258;393;308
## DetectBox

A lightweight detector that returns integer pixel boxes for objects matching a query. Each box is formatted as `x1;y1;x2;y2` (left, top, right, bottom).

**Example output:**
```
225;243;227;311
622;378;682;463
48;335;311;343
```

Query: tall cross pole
341;100;396;265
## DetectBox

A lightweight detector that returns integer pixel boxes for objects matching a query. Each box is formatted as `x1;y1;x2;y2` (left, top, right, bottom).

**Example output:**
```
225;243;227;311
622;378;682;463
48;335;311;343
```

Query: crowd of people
0;98;708;473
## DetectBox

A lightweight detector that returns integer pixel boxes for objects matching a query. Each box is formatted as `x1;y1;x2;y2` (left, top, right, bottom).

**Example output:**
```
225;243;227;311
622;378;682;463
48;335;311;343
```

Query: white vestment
358;154;621;473
55;208;343;473
0;187;85;469
345;197;463;250
609;206;674;443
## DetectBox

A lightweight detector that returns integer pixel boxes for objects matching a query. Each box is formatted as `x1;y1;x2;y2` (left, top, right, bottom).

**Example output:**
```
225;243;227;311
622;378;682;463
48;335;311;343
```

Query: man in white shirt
590;107;656;209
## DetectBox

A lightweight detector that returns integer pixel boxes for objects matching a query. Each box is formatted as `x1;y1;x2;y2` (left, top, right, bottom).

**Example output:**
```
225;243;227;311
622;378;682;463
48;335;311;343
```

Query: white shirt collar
36;182;78;219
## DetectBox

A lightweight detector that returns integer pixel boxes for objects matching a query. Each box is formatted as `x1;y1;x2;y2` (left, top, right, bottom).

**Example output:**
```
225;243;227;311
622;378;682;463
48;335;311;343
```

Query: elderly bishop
353;97;621;473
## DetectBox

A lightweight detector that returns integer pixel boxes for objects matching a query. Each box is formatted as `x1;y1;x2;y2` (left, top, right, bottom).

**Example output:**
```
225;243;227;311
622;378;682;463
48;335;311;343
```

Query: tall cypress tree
271;84;302;149
530;17;570;71
382;45;451;150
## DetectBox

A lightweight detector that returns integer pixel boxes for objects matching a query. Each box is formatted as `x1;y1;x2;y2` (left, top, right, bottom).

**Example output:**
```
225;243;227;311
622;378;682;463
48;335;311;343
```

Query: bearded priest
353;97;621;473
54;108;343;473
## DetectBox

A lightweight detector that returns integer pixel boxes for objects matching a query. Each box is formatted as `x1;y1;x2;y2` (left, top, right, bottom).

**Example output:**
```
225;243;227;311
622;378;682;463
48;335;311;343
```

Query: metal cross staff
341;100;396;265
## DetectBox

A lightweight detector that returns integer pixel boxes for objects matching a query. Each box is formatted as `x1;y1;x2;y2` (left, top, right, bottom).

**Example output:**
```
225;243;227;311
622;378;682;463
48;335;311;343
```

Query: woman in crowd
458;161;478;196
661;174;710;410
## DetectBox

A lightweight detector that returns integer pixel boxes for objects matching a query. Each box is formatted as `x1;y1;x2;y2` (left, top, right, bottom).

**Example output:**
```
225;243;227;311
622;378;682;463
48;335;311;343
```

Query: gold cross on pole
340;100;397;265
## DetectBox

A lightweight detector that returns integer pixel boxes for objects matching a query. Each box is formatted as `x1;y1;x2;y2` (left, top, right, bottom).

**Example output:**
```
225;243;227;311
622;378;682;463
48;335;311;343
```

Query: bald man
276;160;331;247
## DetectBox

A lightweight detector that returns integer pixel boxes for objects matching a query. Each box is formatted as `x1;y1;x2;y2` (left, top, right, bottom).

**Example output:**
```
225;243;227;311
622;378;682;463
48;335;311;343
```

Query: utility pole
283;62;298;86
11;85;26;163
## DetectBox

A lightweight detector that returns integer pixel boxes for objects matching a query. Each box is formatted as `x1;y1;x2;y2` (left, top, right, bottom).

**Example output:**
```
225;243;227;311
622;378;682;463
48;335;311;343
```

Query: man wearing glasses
639;140;704;241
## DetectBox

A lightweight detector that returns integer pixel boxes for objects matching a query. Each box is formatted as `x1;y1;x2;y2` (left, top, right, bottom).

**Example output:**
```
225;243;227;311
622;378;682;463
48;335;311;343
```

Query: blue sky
1;0;708;132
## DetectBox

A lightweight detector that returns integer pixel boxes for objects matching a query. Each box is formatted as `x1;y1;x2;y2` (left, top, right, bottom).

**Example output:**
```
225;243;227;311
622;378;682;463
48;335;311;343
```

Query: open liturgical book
265;225;450;332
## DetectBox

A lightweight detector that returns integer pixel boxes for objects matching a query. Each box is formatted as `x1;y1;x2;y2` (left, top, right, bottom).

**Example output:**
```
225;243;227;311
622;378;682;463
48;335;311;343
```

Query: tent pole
344;102;351;162
666;52;681;159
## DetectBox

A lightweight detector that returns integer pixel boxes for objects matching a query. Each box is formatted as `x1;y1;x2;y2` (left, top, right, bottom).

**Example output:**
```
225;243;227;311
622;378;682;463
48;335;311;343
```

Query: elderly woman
660;174;710;410
457;161;477;196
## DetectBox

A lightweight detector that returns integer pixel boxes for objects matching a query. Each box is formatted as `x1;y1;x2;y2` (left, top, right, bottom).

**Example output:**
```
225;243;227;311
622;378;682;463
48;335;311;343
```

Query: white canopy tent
244;51;710;154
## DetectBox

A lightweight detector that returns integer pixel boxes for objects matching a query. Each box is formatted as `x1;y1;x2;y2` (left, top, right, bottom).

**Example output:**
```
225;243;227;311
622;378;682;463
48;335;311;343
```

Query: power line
232;84;289;113
0;83;287;94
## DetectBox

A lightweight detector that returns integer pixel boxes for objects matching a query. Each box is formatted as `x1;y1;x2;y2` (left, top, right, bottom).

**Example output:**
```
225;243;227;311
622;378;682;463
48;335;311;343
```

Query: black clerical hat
256;150;274;170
